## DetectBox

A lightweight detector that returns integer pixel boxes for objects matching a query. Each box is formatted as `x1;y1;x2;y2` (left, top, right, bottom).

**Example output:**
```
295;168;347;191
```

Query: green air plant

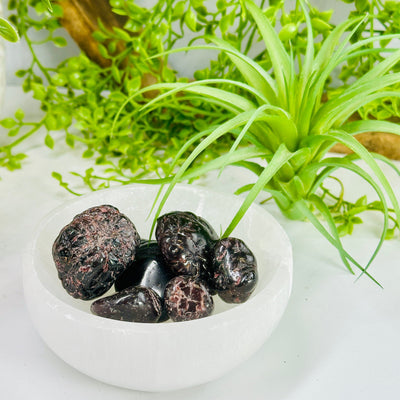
117;0;400;284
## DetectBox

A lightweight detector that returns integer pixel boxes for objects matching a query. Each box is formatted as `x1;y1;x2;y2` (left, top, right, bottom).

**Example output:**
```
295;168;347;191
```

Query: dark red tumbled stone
52;205;140;300
211;237;258;304
155;211;218;278
164;276;214;322
90;286;162;323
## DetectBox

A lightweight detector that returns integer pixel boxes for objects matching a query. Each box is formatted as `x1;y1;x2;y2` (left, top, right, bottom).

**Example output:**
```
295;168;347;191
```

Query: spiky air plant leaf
117;0;400;284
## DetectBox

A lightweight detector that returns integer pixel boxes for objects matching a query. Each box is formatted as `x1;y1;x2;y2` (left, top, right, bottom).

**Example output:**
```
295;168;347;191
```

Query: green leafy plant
1;0;273;186
1;1;400;282
123;0;400;283
335;0;400;121
0;0;356;188
2;0;399;189
0;0;52;42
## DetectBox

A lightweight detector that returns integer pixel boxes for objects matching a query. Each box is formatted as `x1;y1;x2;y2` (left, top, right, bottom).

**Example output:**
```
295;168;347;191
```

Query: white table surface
1;86;400;399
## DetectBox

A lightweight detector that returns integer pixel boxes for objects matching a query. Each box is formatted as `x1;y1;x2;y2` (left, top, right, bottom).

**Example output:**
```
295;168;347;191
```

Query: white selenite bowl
23;183;293;392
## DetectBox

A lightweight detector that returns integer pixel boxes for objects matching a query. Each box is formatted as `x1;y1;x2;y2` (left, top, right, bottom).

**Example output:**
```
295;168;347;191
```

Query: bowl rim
24;183;293;333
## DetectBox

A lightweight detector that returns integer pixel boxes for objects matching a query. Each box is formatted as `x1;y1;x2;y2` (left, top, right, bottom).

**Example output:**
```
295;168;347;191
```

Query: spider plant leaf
343;33;400;56
233;160;265;177
263;113;298;152
223;105;276;172
207;36;278;104
242;0;291;105
298;0;315;99
223;143;295;236
112;79;263;134
298;16;367;134
315;90;400;132
309;155;390;275
342;120;400;137
312;15;365;74
290;147;312;171
149;110;269;236
294;199;382;287
339;44;400;64
183;147;267;182
234;183;291;209
318;130;400;222
148;41;278;104
308;194;354;274
349;48;400;87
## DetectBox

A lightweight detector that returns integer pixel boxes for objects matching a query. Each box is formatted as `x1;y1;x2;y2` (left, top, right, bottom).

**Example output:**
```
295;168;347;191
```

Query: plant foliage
1;0;400;281
124;0;400;283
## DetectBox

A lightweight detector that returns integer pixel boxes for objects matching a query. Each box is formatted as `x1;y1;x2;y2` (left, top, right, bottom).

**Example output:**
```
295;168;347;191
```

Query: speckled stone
164;276;214;322
90;286;162;323
211;237;258;304
155;211;218;278
52;205;140;300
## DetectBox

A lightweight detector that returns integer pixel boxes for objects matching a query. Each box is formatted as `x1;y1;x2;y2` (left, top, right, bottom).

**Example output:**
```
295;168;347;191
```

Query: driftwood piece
57;0;158;96
331;115;400;160
57;0;126;68
331;132;400;160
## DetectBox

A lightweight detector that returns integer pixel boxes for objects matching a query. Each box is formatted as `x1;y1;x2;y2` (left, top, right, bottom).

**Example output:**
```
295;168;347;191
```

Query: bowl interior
32;184;292;319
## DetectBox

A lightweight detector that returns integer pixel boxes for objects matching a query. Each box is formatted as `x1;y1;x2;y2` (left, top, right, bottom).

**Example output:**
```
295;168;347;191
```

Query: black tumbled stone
90;286;163;323
211;237;258;304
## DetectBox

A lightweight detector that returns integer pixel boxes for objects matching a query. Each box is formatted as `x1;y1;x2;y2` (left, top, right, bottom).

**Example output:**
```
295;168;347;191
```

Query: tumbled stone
210;237;258;304
155;211;218;278
91;286;163;323
52;205;140;300
164;275;214;322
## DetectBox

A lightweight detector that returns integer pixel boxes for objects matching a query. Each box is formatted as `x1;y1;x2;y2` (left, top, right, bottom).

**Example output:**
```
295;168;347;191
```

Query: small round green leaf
52;36;68;47
0;118;17;129
14;109;25;121
185;9;197;32
45;133;55;149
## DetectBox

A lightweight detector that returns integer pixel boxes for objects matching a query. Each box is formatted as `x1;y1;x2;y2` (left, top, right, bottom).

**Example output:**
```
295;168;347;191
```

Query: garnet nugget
52;205;140;300
155;211;218;278
164;276;214;322
211;237;258;304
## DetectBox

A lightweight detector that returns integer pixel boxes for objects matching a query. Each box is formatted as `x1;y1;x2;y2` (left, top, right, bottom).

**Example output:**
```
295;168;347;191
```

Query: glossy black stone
164;276;214;322
114;240;174;322
114;241;174;297
155;211;218;278
210;237;258;304
52;205;140;300
90;286;162;323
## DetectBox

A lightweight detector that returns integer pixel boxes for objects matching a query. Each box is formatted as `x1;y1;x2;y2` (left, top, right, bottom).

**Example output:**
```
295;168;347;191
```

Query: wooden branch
331;131;400;160
57;0;159;97
331;116;400;160
57;0;126;68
